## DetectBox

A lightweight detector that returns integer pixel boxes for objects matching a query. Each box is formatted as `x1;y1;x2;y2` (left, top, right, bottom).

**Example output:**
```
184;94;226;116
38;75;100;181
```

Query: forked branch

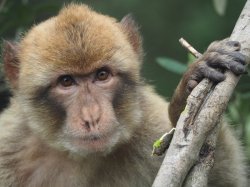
152;1;250;186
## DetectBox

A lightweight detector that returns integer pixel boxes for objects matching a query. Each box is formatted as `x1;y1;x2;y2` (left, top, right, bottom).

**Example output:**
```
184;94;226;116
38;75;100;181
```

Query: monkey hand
186;39;247;92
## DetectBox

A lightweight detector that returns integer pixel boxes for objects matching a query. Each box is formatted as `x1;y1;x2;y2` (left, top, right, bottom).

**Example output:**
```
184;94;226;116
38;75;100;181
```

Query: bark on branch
152;1;250;187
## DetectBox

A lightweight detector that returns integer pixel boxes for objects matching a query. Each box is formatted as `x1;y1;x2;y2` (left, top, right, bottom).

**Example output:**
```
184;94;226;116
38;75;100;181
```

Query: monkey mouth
63;127;121;155
82;135;102;141
70;133;115;152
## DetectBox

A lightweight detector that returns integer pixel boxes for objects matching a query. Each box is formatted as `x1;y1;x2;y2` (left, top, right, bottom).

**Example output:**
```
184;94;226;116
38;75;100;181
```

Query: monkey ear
120;14;143;58
2;41;20;90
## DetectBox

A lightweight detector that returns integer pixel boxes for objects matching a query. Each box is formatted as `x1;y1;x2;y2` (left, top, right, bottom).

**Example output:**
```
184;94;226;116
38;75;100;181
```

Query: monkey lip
71;134;112;151
82;135;102;141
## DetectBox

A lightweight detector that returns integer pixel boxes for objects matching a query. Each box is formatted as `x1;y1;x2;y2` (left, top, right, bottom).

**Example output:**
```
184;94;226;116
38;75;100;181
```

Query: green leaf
156;57;187;75
212;0;227;16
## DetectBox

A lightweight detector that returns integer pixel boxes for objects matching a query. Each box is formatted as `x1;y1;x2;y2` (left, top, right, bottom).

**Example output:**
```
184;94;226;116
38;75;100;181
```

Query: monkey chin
61;130;122;157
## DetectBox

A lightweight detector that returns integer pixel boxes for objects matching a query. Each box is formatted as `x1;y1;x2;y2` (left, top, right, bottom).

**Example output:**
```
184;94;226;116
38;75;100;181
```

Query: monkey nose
82;118;100;131
81;114;100;131
81;117;100;131
81;108;101;131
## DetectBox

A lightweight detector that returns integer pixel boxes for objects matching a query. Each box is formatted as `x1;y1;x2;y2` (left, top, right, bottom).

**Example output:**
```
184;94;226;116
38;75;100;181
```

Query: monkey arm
168;75;189;126
168;39;247;126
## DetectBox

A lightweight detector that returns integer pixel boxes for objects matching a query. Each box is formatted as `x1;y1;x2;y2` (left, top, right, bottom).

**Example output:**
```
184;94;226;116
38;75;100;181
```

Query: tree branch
179;38;201;58
152;1;250;186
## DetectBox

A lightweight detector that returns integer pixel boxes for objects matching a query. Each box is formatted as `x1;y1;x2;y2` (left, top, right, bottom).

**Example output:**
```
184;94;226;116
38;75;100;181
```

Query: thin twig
179;38;202;58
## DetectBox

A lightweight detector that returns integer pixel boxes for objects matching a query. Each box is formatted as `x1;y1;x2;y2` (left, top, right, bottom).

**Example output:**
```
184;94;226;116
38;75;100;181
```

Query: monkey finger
206;57;247;75
225;40;241;51
200;66;225;82
220;60;247;75
207;51;246;65
207;39;241;53
207;39;229;52
187;80;198;93
227;51;246;65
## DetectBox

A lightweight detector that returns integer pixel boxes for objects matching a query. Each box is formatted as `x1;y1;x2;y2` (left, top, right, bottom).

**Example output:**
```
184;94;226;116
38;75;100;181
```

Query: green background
0;0;250;165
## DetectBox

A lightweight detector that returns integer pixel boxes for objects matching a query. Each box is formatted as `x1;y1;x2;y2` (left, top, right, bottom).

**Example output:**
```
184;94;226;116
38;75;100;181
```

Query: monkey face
14;5;143;157
20;57;142;156
17;50;141;157
49;67;134;155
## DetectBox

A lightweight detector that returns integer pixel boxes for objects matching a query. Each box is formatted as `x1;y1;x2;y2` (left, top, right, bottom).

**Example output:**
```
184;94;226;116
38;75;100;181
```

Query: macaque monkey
0;4;247;187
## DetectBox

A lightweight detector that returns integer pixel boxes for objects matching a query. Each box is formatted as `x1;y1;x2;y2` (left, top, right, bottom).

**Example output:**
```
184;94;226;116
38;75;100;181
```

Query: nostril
84;120;90;130
96;116;101;124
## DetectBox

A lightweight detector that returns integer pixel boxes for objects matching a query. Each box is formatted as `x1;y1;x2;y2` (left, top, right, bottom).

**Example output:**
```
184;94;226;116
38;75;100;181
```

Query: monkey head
3;4;143;156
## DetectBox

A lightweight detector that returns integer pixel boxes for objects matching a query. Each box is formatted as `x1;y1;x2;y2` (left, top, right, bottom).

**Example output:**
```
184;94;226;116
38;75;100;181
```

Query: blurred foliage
228;93;250;159
156;57;187;75
213;0;228;16
0;0;249;159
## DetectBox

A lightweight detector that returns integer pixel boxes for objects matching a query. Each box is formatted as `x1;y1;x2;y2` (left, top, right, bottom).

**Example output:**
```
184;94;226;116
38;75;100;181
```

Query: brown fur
0;3;247;187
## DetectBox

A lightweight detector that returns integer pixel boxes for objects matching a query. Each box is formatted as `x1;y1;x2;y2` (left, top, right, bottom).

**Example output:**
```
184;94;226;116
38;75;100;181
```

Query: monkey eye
95;67;111;81
58;75;76;87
